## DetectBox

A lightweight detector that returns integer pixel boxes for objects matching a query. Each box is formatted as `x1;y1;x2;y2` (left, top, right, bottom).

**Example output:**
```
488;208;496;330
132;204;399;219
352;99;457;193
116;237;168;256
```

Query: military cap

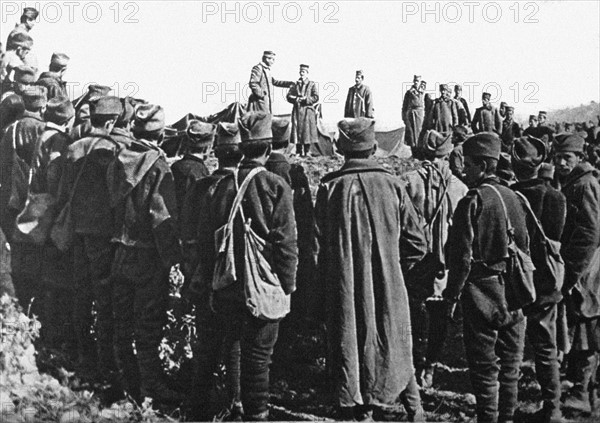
13;65;36;84
299;64;309;71
239;112;272;142
22;7;39;19
45;97;75;124
463;132;501;160
215;122;241;147
482;92;492;100
454;84;462;90
86;84;111;102
439;84;449;92
538;111;547;116
263;50;276;57
187;120;217;147
512;135;546;167
116;97;135;126
356;70;364;77
21;86;47;109
337;117;376;152
424;130;453;157
9;32;33;49
505;106;514;112
50;52;70;69
500;101;508;107
92;96;122;116
134;104;165;133
553;133;585;153
413;75;421;81
529;114;538;121
272;116;291;144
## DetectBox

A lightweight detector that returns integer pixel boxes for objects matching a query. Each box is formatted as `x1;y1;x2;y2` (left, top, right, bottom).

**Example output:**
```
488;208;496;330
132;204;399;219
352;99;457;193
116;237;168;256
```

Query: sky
1;0;599;129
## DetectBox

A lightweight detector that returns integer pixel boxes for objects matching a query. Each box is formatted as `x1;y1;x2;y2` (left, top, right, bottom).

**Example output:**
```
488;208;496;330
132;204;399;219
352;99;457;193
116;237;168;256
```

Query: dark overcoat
344;84;374;118
314;158;427;407
248;62;293;113
287;79;319;145
560;163;600;319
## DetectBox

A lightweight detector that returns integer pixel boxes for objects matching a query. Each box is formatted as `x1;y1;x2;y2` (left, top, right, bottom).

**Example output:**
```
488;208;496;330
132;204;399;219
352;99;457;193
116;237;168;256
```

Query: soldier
426;84;458;134
501;106;521;153
171;120;214;212
471;92;503;134
61;97;122;381
404;130;467;388
36;52;70;100
0;86;47;240
552;134;600;413
248;51;293;114
0;33;33;82
5;7;38;74
72;84;111;134
0;66;35;133
511;136;566;423
181;122;244;421
194;111;297;420
499;102;508;119
110;104;182;404
449;125;469;181
454;84;471;126
286;64;319;157
265;116;292;184
314;117;427;421
344;70;374;119
402;75;425;148
443;132;530;423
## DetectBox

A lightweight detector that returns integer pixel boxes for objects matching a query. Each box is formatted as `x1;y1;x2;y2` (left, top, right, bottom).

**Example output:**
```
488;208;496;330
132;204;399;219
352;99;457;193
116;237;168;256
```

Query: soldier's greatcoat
248;62;293;114
344;84;374;118
286;79;319;145
314;158;427;407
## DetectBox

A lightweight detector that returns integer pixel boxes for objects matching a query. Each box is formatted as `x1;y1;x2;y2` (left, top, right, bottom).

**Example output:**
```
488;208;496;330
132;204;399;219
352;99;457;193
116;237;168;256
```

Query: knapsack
514;190;565;298
212;167;291;321
481;184;536;311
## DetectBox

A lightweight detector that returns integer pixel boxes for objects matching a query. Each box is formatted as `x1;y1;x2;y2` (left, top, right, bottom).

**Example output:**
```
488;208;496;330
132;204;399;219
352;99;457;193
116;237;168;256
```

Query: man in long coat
344;70;374;119
248;51;293;114
286;64;319;156
471;92;503;134
454;85;471;126
314;117;427;421
402;75;425;148
427;84;458;134
553;134;600;413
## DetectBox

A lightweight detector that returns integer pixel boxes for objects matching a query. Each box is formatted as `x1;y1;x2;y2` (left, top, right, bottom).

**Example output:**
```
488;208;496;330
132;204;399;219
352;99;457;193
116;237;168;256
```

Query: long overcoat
248;62;293;114
287;79;319;145
314;158;427;407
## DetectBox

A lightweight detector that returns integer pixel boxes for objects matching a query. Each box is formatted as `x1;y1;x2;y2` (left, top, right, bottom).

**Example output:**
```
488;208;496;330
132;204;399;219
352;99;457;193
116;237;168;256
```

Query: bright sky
2;0;599;129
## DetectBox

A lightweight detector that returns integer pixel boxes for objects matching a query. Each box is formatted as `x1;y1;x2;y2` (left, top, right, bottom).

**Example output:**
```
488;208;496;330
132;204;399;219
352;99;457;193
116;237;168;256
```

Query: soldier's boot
563;351;595;413
137;350;183;405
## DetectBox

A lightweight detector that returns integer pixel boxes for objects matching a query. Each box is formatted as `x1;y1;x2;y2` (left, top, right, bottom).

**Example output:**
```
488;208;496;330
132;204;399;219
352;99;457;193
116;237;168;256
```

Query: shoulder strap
480;183;513;234
422;164;451;227
513;190;547;239
226;167;265;229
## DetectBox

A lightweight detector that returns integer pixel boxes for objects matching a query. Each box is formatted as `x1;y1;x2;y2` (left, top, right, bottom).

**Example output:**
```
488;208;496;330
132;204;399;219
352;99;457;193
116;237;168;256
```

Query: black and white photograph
1;1;599;422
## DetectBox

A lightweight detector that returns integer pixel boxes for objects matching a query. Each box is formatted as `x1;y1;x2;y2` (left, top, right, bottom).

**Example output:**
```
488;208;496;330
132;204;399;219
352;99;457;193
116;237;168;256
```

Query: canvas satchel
481;184;536;311
514;191;565;299
212;167;291;321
